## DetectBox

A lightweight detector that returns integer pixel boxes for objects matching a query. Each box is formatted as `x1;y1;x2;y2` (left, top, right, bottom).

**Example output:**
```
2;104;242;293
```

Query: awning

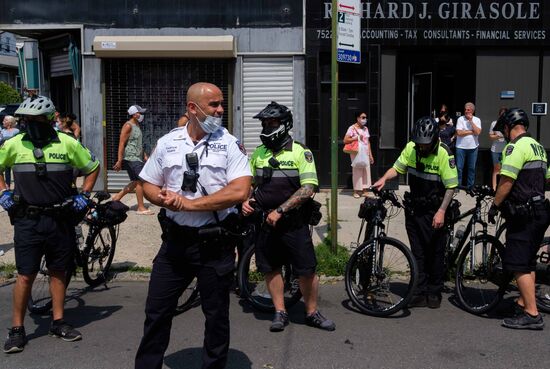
92;35;236;58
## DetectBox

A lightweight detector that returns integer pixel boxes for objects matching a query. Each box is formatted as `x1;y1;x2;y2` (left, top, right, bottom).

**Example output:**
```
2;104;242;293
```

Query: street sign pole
331;0;339;253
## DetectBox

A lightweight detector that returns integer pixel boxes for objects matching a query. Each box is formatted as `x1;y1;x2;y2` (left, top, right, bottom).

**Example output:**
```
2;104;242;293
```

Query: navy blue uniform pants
135;240;234;369
405;212;447;296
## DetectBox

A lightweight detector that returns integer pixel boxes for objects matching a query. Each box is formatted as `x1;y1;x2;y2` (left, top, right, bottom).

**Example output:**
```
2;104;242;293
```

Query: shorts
122;160;145;181
491;151;502;166
13;215;76;275
503;207;549;273
254;224;317;276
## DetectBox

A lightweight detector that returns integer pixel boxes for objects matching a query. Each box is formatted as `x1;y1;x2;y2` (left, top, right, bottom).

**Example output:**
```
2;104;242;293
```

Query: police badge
304;151;313;163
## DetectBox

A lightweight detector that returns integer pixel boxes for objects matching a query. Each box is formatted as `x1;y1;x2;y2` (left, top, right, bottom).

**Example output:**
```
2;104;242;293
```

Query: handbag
343;128;359;154
351;140;369;168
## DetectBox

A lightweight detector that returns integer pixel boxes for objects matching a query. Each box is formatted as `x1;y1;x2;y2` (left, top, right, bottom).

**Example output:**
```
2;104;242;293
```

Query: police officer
0;95;100;353
135;82;251;369
373;117;458;308
488;108;550;330
242;101;335;332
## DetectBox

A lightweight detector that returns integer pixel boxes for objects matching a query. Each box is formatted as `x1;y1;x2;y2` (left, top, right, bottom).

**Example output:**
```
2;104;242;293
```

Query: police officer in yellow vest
242;102;335;332
488;108;550;330
373;116;458;308
0;96;100;353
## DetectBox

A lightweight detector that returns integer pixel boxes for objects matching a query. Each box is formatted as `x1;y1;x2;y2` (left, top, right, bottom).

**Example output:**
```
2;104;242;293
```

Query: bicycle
345;188;418;317
493;218;550;314
446;185;508;315
28;191;128;314
175;208;303;315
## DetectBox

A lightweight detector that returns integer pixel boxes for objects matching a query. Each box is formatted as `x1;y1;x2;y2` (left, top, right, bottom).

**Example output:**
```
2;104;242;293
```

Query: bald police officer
242;101;335;332
488;108;550;330
135;82;251;369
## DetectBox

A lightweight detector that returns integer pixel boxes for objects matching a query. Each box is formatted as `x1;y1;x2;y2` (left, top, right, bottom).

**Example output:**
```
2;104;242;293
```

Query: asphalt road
1;280;548;369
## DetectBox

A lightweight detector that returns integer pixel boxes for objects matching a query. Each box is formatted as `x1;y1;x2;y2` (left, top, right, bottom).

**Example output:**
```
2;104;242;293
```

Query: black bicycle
444;185;508;315
345;188;418;317
175;210;302;315
28;191;128;314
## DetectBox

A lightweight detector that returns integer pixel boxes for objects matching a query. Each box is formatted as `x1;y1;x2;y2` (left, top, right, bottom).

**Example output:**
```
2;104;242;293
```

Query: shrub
0;82;22;105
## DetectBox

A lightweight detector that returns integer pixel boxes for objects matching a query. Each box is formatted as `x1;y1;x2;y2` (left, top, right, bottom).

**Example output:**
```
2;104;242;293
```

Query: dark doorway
319;82;368;187
395;49;476;148
50;75;73;114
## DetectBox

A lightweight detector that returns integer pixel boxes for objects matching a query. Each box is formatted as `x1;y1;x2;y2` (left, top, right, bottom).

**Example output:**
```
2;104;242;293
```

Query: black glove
488;203;499;224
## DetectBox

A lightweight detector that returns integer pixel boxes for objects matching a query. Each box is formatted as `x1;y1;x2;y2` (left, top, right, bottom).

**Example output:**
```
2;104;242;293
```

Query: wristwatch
276;207;284;214
80;191;91;199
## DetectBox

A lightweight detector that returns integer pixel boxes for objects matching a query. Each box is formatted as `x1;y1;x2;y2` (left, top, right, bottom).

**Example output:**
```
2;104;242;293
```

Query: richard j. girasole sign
308;1;550;46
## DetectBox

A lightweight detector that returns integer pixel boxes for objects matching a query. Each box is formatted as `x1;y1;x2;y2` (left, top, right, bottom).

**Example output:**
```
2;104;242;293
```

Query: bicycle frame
445;195;490;272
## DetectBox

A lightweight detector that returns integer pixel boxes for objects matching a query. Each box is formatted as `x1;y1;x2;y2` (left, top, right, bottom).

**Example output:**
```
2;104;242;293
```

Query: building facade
307;0;550;186
0;0;305;190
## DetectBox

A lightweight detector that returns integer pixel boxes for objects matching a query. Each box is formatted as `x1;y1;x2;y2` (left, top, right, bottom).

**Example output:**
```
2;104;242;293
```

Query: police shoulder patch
304;151;314;163
505;145;514;156
236;140;247;155
448;157;456;169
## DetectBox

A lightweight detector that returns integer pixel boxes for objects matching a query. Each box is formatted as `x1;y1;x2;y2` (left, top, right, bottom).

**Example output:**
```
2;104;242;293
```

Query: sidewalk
0;186;492;271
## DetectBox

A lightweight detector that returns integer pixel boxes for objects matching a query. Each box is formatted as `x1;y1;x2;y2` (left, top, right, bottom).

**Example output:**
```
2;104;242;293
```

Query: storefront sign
337;0;362;63
309;1;550;46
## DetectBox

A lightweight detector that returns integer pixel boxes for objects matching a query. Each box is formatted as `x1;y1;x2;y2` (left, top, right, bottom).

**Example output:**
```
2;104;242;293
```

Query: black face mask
260;124;290;152
24;120;57;148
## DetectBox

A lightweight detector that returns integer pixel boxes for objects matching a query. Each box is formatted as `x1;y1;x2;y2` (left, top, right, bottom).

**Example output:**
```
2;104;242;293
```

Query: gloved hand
0;190;15;211
488;203;499;224
72;193;90;212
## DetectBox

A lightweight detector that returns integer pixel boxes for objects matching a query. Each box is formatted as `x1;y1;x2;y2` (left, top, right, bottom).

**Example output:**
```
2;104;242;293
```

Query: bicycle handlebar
456;185;495;200
370;187;402;208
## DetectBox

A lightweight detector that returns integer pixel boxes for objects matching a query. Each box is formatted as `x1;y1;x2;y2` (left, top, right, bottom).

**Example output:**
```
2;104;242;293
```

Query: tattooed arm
265;184;316;227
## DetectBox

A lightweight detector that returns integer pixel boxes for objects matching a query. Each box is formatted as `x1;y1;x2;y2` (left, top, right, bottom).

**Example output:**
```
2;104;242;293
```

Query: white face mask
137;114;144;123
193;102;223;133
360;119;367;125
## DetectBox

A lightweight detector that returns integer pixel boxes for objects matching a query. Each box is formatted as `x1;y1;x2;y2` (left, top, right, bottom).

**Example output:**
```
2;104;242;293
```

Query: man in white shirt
455;102;482;188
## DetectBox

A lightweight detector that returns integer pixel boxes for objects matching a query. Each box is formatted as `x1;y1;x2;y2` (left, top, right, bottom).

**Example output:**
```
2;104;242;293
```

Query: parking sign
337;0;361;64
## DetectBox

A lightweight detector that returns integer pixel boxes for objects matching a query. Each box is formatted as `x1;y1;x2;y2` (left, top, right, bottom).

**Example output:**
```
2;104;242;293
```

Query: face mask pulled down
192;103;223;133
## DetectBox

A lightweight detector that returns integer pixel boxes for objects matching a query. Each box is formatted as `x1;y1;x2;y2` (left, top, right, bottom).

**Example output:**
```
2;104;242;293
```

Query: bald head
187;82;222;104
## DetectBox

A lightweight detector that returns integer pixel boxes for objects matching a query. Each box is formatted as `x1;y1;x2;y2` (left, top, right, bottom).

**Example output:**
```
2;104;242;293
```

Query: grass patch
125;265;152;273
0;263;17;279
315;239;349;277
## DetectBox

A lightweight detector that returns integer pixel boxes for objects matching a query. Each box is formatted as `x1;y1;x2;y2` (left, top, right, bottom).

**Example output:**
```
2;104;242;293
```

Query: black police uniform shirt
0;131;99;206
393;141;458;200
139;126;251;227
499;133;549;204
249;139;318;210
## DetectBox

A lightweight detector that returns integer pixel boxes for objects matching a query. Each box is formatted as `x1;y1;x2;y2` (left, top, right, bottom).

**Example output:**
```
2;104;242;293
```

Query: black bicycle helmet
493;108;529;133
255;101;293;151
412;116;439;145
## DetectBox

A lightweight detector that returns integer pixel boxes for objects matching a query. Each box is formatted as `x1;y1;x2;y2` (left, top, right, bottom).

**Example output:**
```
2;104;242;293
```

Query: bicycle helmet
15;95;56;121
493;108;529;133
255;101;293;151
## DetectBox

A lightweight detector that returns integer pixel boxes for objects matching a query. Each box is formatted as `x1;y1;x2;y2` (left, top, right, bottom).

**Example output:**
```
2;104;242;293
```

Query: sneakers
4;326;27;353
427;294;442;309
408;294;427;308
269;311;289;332
49;320;82;341
305;310;336;331
502;311;544;330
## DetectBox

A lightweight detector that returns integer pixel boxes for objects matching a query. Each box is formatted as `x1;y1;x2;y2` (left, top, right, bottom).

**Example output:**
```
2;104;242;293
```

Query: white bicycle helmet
15;95;56;120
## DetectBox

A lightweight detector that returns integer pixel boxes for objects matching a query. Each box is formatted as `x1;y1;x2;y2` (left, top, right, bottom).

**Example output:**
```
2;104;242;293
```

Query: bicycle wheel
455;235;507;315
535;238;550;313
345;237;417;317
237;245;302;313
28;256;74;314
82;225;117;287
174;278;200;315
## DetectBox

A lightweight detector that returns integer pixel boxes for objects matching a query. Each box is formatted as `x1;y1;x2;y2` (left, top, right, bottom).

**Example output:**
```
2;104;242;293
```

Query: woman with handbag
343;112;374;198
